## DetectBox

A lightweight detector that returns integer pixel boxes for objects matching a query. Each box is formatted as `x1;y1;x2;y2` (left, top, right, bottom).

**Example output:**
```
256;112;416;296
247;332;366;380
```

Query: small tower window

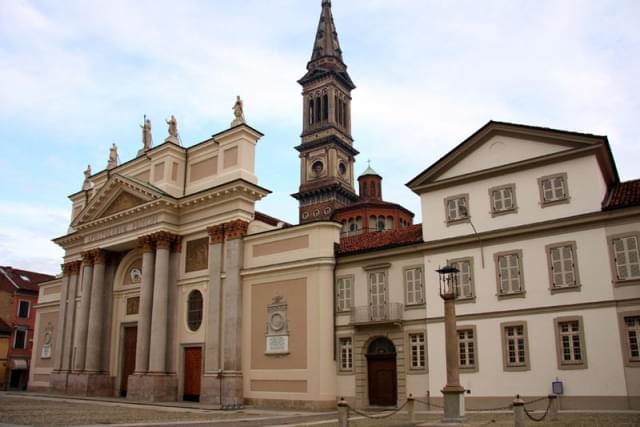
315;97;321;123
309;99;314;125
187;290;203;332
322;94;329;121
335;94;339;123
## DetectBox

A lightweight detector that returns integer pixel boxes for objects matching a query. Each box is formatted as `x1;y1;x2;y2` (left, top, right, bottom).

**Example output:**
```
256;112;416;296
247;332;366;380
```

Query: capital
172;235;183;253
207;224;225;244
152;231;178;250
81;251;94;265
224;219;249;241
138;235;155;253
91;249;107;265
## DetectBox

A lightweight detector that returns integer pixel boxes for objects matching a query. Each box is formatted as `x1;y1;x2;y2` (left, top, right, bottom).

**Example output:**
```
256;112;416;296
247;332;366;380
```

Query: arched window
315;97;321;123
386;216;394;230
377;216;385;231
187;290;203;331
309;99;314;125
367;337;396;355
362;182;367;197
322;94;329;121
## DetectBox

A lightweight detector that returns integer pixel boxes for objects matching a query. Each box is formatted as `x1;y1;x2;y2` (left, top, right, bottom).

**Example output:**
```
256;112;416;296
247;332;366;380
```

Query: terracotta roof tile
604;179;640;210
0;266;55;292
337;224;423;255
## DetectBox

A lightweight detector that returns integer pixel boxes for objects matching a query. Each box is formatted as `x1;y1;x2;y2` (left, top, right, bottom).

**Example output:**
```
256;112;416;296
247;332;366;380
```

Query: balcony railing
350;303;404;325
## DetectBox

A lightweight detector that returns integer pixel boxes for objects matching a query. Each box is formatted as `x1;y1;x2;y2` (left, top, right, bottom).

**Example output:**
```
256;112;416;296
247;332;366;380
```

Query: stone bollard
512;395;525;427
337;397;349;427
548;394;559;421
407;394;416;423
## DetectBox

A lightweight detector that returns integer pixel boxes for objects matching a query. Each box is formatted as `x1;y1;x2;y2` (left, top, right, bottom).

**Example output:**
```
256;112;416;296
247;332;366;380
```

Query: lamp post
436;265;465;423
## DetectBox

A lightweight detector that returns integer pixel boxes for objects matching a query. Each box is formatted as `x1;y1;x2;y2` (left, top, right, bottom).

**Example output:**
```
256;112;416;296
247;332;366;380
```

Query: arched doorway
366;337;397;406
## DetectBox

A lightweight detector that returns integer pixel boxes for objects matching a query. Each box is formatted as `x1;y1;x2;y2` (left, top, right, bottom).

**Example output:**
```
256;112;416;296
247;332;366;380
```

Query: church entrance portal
366;337;397;406
183;347;202;401
120;325;137;397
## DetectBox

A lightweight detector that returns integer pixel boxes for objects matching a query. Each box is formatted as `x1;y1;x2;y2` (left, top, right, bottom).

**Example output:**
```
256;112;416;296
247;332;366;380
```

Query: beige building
30;1;639;410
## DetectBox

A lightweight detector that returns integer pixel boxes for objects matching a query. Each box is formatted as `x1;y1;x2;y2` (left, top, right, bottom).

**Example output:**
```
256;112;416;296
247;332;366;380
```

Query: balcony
350;303;404;326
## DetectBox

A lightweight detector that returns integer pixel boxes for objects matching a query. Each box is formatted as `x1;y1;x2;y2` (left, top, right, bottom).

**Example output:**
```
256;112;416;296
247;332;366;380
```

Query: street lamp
436;265;465;423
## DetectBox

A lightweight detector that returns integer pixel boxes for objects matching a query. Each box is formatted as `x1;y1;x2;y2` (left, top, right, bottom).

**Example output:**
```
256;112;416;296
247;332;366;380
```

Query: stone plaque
41;321;53;359
266;335;289;354
185;237;209;272
126;296;140;315
265;295;289;355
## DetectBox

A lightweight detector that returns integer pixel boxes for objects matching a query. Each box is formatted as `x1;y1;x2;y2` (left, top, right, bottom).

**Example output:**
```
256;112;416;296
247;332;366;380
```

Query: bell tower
292;0;359;223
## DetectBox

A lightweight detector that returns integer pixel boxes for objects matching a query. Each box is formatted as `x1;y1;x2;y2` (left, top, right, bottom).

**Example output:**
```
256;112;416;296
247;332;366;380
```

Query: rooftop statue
164;115;179;144
82;164;94;190
107;143;118;170
138;117;153;155
231;96;246;127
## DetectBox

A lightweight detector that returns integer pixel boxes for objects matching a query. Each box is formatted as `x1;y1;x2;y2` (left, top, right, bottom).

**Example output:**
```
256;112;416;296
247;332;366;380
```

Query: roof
0;318;11;334
337;224;423;255
254;211;291;227
333;200;415;218
0;266;55;292
359;165;380;178
406;120;619;192
604;179;640;210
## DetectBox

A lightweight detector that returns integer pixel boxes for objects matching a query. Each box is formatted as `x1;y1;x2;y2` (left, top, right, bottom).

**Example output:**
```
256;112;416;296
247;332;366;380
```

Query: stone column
134;237;155;374
221;219;248;406
148;233;172;373
201;224;225;404
52;264;71;372
74;252;94;372
165;237;182;374
85;249;107;372
61;261;81;371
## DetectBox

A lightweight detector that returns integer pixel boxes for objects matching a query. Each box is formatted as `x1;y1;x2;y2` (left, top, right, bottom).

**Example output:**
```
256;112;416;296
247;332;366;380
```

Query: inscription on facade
85;215;159;243
126;296;140;315
41;321;53;359
265;295;289;355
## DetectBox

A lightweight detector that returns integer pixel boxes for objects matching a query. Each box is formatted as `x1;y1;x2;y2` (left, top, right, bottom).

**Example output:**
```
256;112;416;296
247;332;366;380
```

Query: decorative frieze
225;219;249;241
207;224;225;244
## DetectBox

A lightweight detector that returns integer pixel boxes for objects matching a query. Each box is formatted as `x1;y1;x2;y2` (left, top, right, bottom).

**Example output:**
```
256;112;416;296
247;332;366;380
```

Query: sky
1;0;639;275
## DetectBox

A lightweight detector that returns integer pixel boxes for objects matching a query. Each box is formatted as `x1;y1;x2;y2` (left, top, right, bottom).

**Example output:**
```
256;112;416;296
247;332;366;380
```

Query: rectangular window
624;316;640;362
405;267;424;306
444;194;469;223
489;184;517;215
539;173;569;205
409;333;425;369
554;317;587;369
14;328;27;349
336;276;353;312
457;327;477;371
547;242;580;290
339;337;353;371
449;258;474;300
611;235;640;282
502;322;529;371
495;251;524;297
369;271;387;321
17;300;30;318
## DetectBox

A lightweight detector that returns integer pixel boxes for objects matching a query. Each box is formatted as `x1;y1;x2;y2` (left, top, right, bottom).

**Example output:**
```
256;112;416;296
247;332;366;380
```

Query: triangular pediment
407;121;611;191
72;174;174;227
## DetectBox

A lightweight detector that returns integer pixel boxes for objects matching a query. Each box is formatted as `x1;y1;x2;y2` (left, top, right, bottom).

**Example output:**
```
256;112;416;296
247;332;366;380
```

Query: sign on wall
265;295;289;355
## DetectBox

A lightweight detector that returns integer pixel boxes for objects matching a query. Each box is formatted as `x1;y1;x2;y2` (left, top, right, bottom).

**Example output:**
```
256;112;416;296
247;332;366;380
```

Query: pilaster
165;236;182;374
85;249;107;372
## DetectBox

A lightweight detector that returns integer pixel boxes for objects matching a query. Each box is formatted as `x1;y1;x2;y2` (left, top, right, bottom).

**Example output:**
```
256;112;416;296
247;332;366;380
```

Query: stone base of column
127;373;177;402
200;371;243;407
66;372;114;397
49;371;69;394
441;388;466;424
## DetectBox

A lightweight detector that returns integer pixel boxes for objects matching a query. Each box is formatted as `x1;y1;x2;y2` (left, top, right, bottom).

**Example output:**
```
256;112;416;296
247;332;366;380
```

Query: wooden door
120;326;137;396
183;347;202;401
367;356;397;406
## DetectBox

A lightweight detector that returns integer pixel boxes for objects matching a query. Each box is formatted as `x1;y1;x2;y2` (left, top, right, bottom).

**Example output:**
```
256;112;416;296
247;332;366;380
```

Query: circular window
323;207;331;214
313;209;320;217
311;160;324;177
338;162;347;176
302;211;309;219
187;290;203;332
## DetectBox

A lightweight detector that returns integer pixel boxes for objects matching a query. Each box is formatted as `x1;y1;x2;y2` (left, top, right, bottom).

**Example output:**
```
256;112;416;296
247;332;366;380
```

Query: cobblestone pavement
1;394;639;427
0;394;335;427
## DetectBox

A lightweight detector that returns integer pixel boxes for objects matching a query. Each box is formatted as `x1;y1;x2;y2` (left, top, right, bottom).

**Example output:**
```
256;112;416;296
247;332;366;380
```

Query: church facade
30;1;639;410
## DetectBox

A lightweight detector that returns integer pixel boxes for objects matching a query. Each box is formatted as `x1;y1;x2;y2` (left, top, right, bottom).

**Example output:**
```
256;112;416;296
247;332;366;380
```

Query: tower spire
311;0;343;63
